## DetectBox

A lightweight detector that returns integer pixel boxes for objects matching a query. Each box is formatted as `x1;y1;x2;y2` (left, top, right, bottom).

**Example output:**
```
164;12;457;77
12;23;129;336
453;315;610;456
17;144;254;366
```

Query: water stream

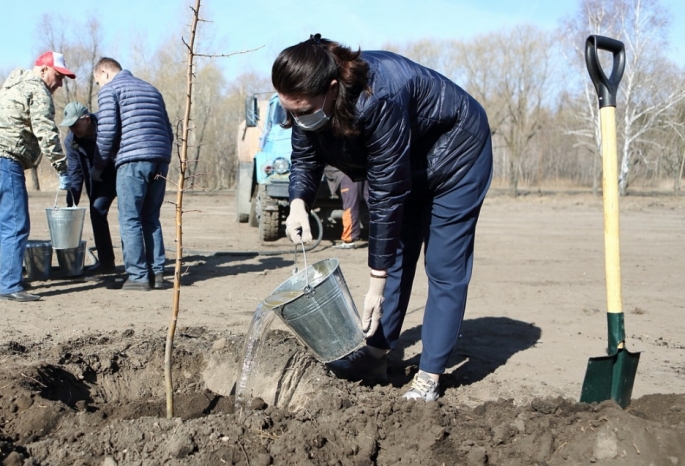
233;290;303;409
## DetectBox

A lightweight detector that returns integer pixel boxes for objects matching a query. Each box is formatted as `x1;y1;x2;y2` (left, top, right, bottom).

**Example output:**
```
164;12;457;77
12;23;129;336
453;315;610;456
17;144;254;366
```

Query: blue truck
235;93;343;242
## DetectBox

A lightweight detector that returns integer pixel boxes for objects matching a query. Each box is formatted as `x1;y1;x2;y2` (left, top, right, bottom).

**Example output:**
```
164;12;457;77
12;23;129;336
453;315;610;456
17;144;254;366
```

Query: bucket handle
52;187;77;209
293;241;314;297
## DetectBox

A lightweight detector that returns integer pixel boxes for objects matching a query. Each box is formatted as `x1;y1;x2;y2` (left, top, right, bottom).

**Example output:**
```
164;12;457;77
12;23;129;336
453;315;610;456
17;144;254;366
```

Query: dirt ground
0;188;683;465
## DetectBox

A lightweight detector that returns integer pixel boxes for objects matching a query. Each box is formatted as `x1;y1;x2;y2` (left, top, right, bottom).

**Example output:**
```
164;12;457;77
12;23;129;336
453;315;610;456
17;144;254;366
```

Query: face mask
292;94;330;131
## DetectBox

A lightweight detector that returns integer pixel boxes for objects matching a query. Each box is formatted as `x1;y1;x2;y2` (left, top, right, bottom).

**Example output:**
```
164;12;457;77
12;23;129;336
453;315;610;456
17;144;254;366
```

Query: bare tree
558;0;621;195
452;26;555;197
613;0;685;194
560;0;685;195
32;13;104;191
165;0;202;419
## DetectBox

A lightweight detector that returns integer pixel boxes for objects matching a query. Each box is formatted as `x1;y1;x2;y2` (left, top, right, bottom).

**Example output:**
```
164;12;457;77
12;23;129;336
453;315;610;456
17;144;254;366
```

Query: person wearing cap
92;57;173;291
0;51;76;302
61;102;117;275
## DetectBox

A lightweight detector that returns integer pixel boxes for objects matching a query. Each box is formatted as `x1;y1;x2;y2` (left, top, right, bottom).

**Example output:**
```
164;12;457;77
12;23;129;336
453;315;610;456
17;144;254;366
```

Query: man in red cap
0;51;76;302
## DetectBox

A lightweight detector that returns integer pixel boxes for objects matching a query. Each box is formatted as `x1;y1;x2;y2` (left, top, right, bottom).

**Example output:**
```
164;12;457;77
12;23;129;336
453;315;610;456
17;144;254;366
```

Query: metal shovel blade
580;347;640;409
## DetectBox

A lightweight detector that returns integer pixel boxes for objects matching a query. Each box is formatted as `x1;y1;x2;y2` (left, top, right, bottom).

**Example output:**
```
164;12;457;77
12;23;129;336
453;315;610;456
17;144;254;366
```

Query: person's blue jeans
366;136;493;375
116;160;168;283
0;158;30;294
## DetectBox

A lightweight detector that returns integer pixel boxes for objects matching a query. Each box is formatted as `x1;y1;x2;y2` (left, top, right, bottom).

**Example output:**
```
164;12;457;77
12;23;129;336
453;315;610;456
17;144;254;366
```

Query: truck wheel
237;208;249;223
248;186;259;228
257;184;281;242
235;162;254;223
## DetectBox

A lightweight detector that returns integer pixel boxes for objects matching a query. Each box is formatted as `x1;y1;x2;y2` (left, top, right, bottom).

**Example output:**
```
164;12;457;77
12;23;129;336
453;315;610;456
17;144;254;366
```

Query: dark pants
88;176;117;266
367;136;493;374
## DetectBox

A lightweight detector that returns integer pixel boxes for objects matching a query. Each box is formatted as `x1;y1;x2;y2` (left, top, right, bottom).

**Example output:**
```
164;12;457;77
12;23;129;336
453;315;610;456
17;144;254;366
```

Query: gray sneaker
152;272;169;290
326;347;388;382
403;372;439;401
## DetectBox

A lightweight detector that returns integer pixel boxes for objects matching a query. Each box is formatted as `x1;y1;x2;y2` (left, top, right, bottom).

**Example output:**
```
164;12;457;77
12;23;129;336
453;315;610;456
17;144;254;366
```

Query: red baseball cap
35;52;76;79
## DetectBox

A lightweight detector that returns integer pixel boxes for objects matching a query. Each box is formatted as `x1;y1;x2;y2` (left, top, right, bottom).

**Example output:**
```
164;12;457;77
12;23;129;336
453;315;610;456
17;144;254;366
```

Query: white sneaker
403;371;439;401
333;241;357;249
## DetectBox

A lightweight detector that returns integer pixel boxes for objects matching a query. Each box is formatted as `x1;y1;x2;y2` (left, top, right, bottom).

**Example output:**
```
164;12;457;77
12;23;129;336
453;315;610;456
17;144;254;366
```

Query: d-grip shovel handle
586;35;626;353
585;35;625;108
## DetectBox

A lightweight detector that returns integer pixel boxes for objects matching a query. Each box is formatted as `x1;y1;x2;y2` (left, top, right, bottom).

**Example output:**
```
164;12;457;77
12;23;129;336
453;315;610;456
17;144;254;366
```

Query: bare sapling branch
165;0;202;419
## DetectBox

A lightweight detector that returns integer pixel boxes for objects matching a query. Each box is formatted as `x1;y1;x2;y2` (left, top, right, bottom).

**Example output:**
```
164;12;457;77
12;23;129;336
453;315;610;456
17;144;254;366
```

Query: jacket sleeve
167;109;174;145
29;87;66;174
94;86;121;170
360;97;413;270
288;126;325;207
65;133;83;206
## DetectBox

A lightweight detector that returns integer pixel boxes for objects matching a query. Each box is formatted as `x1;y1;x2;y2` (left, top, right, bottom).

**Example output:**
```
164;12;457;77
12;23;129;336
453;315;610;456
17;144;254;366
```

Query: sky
1;0;684;83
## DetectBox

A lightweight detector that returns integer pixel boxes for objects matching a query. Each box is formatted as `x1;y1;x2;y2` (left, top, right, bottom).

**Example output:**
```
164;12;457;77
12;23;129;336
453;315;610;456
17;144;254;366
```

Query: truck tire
248;186;259;228
235;162;253;223
237;206;249;224
257;184;281;242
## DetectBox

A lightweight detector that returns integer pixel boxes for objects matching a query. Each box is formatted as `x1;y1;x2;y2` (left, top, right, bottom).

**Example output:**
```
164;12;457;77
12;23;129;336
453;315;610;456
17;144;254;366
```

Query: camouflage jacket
0;68;66;173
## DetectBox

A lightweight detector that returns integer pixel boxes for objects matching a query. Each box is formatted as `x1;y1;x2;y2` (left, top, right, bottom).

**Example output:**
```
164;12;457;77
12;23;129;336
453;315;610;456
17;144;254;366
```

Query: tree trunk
508;158;519;198
28;168;41;191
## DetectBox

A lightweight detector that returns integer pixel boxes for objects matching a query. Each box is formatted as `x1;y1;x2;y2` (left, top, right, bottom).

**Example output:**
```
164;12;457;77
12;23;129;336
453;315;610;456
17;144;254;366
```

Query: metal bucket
23;240;53;282
266;258;364;363
46;207;86;249
55;241;87;277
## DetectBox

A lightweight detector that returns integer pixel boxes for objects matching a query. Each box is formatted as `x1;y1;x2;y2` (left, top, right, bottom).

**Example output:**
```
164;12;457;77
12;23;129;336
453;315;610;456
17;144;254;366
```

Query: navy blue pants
367;136;493;374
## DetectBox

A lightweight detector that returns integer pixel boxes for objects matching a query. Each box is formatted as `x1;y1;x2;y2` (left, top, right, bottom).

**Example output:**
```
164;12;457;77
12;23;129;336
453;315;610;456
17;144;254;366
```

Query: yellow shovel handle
600;106;622;317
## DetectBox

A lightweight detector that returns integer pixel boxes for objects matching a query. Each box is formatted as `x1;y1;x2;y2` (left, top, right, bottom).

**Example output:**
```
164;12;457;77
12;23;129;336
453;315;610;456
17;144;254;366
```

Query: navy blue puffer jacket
288;51;491;270
94;70;173;169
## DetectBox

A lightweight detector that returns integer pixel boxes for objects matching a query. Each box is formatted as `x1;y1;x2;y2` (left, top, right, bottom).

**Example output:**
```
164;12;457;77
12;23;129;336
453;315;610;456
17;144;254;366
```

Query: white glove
90;166;103;182
285;199;312;244
363;275;386;338
58;174;71;190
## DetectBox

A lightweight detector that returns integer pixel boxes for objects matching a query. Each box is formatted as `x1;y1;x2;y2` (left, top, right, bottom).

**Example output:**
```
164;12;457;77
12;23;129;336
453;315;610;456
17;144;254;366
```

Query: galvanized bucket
55;240;86;276
23;240;53;282
46;207;86;249
266;258;364;363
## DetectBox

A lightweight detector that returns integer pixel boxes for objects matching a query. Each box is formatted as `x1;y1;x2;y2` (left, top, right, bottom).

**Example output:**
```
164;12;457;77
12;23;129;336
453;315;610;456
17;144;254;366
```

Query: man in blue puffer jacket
92;57;173;291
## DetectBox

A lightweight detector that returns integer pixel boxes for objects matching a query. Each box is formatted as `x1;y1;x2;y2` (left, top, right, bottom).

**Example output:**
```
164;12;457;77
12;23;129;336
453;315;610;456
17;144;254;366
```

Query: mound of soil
0;327;683;466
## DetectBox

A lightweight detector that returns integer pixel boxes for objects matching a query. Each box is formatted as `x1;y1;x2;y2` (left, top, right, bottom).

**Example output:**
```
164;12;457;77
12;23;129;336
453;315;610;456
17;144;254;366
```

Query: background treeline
4;0;684;196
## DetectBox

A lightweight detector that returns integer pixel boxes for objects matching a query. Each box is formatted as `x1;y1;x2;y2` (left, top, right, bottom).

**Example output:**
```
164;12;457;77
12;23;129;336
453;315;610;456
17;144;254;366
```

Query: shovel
579;35;640;409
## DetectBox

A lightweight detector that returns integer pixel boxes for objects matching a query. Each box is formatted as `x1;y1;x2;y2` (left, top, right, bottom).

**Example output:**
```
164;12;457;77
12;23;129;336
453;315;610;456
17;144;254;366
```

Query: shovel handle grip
585;35;625;108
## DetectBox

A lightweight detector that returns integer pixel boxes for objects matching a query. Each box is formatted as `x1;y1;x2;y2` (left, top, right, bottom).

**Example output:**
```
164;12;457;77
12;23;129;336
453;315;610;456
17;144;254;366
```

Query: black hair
272;34;370;138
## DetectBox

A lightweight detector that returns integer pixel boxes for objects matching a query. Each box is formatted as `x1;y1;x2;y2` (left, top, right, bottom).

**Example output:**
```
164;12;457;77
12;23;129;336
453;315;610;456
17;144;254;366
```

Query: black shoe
326;347;388;382
151;272;170;290
86;263;117;276
121;278;150;291
0;291;42;302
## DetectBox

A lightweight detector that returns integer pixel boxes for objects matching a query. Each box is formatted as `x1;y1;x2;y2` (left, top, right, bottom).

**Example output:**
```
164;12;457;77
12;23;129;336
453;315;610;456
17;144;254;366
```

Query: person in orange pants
324;166;367;248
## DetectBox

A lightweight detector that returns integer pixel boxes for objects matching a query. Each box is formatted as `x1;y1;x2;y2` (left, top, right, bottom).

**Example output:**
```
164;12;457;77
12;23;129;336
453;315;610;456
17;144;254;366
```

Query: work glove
285;198;312;244
90;166;103;183
58;174;71;190
362;274;386;338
